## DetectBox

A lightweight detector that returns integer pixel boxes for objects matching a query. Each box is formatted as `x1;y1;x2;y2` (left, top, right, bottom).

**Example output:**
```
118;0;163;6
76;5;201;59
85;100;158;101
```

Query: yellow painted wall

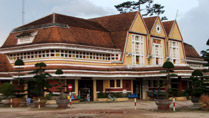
104;80;109;91
130;13;147;34
93;80;97;101
124;34;133;65
167;22;186;64
75;80;78;96
131;80;133;94
179;42;186;64
151;18;166;38
123;34;148;66
169;22;182;41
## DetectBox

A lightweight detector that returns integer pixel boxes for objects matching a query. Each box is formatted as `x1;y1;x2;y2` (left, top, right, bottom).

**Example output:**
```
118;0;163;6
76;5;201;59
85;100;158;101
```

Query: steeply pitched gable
143;16;157;33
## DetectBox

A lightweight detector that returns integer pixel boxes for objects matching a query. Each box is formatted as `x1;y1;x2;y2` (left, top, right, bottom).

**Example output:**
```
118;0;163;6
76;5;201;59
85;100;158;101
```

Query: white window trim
152;38;163;65
170;41;180;64
132;34;145;66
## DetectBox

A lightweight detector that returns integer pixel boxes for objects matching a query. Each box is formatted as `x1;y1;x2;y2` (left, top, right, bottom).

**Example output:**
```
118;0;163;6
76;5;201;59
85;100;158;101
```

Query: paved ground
0;100;209;118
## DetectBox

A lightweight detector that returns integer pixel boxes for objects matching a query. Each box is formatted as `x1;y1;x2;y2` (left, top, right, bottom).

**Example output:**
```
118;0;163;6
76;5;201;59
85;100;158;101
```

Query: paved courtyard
0;100;209;118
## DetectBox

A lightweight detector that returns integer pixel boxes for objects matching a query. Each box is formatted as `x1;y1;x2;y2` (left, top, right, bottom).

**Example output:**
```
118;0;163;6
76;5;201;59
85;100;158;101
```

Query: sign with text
68;84;73;91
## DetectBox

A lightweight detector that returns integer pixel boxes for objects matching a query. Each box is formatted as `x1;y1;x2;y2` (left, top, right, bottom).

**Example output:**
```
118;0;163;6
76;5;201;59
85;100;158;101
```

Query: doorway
133;79;142;99
78;80;93;101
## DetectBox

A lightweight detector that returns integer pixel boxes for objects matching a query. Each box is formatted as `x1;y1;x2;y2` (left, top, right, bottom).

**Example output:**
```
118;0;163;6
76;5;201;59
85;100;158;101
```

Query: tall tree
114;0;167;21
201;39;209;67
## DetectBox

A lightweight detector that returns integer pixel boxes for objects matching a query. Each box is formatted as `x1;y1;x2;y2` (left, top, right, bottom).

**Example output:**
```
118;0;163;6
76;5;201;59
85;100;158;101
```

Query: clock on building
155;24;161;34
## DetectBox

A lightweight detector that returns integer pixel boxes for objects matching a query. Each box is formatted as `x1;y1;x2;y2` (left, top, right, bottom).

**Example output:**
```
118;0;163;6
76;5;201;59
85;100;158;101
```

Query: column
178;77;183;95
93;80;97;101
131;80;134;94
75;80;78;96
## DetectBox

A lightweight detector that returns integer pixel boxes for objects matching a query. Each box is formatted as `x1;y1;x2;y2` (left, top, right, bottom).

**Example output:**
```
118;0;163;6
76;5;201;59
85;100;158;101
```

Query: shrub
200;94;209;110
0;83;15;98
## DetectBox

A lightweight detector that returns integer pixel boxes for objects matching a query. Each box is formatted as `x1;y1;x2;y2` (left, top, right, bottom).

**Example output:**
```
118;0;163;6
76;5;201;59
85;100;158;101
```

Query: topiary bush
0;83;15;98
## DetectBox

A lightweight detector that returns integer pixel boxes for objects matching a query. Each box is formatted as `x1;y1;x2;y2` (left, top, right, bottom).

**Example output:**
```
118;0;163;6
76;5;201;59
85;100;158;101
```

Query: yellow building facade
0;12;192;101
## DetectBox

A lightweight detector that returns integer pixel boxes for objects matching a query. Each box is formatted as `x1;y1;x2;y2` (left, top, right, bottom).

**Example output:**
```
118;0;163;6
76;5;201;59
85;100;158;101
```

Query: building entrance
78;80;93;101
133;80;142;99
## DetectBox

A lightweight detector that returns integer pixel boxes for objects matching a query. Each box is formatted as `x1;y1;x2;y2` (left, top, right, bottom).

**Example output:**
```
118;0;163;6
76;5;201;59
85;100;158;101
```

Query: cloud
50;0;115;18
178;0;209;54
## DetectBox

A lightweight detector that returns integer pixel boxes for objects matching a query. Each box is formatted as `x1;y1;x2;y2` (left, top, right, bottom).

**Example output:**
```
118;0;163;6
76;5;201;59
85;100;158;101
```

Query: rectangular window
132;34;144;65
96;80;103;91
117;80;121;87
170;41;180;64
110;80;115;87
152;39;163;65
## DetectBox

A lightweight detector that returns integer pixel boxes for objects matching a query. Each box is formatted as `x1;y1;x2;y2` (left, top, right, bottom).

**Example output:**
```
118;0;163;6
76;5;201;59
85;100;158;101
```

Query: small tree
0;83;15;98
27;62;51;98
162;61;175;98
186;70;203;98
14;59;25;97
55;69;65;94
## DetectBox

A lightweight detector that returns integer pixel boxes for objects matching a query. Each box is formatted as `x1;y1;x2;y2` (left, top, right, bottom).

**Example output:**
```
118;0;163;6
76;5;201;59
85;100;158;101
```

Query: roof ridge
90;12;137;20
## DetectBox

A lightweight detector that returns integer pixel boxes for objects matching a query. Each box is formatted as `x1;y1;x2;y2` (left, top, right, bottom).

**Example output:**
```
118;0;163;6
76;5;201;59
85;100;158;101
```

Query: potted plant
13;59;26;107
187;70;203;107
55;69;69;108
155;61;176;111
27;62;52;107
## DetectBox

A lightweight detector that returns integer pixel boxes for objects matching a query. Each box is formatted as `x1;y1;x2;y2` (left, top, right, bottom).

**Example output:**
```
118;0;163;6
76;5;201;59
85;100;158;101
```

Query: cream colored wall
123;13;148;66
104;80;109;91
75;80;78;96
151;18;166;37
167;22;186;64
179;42;186;64
169;23;182;41
12;59;117;67
93;80;97;101
130;14;147;34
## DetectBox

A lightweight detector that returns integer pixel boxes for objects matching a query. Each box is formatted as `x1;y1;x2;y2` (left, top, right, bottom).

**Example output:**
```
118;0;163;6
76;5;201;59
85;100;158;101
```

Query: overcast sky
0;0;208;54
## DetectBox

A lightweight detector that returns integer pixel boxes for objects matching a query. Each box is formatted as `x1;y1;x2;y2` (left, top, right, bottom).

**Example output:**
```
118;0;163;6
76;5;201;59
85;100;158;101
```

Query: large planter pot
12;98;26;107
155;99;172;111
56;99;69;109
191;96;200;108
191;96;200;103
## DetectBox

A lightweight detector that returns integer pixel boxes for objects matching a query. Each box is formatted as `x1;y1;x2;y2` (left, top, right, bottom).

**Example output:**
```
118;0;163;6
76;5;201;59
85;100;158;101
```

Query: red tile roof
162;21;174;35
184;43;202;59
90;12;137;32
91;12;137;50
2;26;114;48
15;13;107;31
0;54;12;72
2;13;140;50
143;16;158;33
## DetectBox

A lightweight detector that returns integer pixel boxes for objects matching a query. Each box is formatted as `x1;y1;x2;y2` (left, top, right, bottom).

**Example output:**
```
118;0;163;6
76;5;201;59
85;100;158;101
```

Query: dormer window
16;31;38;45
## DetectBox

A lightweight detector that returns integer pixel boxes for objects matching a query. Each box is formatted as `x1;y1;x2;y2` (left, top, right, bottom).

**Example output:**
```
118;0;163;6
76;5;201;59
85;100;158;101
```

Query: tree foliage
0;83;15;98
114;0;167;21
201;39;209;67
14;59;25;97
27;62;51;97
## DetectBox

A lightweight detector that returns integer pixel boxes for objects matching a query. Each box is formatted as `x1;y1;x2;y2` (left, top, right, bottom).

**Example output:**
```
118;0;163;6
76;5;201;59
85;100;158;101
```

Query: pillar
131;80;134;94
114;80;117;88
93;80;97;101
178;77;183;96
75;80;78;96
